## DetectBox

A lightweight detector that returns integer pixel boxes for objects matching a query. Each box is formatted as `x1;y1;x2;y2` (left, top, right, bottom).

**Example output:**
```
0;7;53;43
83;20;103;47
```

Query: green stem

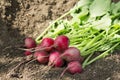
81;36;108;56
84;43;119;67
81;29;120;56
111;13;120;20
81;31;105;53
82;52;94;68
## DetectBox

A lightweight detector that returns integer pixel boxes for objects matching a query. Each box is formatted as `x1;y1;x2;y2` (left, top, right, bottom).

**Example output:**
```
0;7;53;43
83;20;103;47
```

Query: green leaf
112;1;120;14
92;14;112;31
90;0;111;17
73;0;93;9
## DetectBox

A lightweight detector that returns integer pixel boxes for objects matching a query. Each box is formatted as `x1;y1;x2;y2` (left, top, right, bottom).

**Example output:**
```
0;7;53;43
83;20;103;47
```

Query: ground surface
0;0;120;80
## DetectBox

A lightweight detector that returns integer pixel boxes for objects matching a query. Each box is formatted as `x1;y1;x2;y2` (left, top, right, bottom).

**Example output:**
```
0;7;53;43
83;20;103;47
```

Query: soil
0;0;120;80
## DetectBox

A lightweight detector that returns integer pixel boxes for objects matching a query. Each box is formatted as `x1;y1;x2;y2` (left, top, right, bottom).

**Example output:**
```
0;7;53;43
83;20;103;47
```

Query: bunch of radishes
23;35;83;76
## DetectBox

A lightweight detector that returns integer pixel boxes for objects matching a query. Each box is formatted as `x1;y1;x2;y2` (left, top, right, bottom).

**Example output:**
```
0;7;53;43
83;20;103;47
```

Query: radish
40;38;54;47
25;37;36;48
60;61;82;78
54;35;69;52
23;36;69;52
61;47;83;63
34;51;49;64
35;38;54;52
34;45;54;52
34;45;43;52
24;51;32;56
67;61;82;74
34;51;41;57
49;51;64;67
41;51;64;77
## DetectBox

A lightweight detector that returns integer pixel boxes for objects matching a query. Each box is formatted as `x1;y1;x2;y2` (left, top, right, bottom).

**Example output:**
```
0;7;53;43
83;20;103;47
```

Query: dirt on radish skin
25;37;36;48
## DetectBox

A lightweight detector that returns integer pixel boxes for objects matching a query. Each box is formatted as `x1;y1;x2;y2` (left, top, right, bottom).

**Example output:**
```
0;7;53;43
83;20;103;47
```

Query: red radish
34;51;49;64
54;35;69;52
34;51;41;57
54;56;64;67
40;38;54;47
49;48;57;53
24;51;32;56
60;61;82;78
35;38;54;52
41;51;64;79
61;47;83;63
35;45;43;52
49;51;64;67
44;46;53;52
67;61;82;74
25;37;36;48
34;45;54;52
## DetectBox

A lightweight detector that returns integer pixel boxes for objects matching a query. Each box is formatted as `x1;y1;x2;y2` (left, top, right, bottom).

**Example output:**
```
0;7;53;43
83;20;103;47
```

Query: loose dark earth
0;0;120;80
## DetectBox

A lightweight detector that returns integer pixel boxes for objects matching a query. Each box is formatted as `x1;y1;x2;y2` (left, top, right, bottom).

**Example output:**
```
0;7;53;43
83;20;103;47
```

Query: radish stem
84;43;119;67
